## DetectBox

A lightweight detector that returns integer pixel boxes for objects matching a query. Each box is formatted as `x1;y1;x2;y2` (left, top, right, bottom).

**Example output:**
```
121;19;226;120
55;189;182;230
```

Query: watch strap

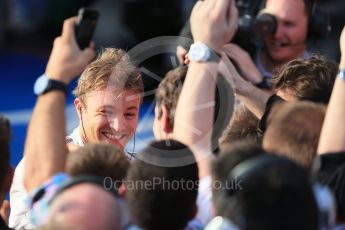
47;79;68;95
208;49;221;63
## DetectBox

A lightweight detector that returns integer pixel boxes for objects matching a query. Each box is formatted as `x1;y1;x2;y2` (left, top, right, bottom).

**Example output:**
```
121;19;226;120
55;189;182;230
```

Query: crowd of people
1;0;345;229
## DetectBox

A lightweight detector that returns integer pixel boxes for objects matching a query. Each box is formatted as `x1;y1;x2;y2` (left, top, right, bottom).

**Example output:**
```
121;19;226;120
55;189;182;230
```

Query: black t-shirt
312;152;345;218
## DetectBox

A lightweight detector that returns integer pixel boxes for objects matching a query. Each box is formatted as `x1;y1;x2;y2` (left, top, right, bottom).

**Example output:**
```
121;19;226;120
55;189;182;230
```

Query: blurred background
0;0;344;167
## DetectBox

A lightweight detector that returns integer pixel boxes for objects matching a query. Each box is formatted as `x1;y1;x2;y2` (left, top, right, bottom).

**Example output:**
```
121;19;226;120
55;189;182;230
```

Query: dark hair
0;114;10;191
125;140;198;230
213;140;318;230
155;66;188;128
272;54;338;104
66;143;130;188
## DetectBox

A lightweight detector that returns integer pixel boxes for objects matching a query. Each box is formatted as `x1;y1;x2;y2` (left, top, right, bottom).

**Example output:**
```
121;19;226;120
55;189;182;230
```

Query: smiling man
260;0;309;72
69;48;143;150
9;48;143;229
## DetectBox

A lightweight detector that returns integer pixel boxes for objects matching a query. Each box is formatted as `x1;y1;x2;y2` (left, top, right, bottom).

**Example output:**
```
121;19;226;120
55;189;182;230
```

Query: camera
178;0;277;54
234;0;277;52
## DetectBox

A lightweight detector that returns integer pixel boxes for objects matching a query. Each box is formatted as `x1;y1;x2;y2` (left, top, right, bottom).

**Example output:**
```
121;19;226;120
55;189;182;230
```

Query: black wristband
254;78;272;89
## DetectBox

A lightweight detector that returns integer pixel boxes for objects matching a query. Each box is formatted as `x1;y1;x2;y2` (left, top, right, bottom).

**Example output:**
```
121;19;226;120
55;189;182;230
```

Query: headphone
254;0;330;42
50;175;119;203
207;154;336;230
79;106;89;143
307;0;331;40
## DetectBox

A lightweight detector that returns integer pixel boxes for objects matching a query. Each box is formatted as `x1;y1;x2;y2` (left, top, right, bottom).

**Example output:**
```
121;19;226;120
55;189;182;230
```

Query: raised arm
220;47;271;118
24;17;95;192
317;26;345;154
174;0;238;158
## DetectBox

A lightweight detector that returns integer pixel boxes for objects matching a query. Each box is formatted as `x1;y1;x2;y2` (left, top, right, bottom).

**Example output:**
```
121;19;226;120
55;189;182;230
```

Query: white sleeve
9;159;36;229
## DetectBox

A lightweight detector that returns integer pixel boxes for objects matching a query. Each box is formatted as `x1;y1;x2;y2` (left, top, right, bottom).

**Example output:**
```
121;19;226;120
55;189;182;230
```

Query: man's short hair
66;143;130;188
0;114;10;191
125;140;198;230
73;48;144;103
155;65;188;128
265;0;312;15
219;104;260;149
213;140;318;230
263;101;326;170
272;54;338;104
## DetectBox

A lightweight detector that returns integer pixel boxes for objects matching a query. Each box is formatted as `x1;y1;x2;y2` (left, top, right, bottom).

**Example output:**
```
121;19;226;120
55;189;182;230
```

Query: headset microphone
280;39;308;47
79;107;89;144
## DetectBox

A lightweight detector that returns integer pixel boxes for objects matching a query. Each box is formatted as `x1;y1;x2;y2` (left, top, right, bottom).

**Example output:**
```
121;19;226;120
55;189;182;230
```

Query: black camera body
234;0;277;53
178;0;276;54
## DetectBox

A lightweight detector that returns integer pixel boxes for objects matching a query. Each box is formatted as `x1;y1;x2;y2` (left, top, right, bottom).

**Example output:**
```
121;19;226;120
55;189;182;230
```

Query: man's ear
118;183;126;198
74;98;83;119
161;106;173;134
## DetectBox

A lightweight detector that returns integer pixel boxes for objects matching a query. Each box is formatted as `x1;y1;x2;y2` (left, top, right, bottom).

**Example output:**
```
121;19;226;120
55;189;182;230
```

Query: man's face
77;88;141;149
264;0;308;63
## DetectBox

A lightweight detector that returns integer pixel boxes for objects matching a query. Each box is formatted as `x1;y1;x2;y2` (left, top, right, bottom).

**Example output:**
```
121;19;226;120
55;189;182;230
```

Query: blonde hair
73;48;143;102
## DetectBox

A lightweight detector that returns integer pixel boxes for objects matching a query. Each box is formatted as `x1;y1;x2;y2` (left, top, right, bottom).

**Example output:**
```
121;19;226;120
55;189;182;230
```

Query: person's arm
174;0;238;178
23;17;95;192
219;51;271;118
317;26;345;154
223;43;264;84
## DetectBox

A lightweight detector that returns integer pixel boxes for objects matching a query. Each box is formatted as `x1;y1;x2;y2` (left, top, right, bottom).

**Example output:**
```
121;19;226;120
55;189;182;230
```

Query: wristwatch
188;42;221;63
33;74;68;96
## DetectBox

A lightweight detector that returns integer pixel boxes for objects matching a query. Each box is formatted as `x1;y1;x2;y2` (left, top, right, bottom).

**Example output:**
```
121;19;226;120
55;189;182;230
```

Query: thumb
81;48;96;66
1;200;10;225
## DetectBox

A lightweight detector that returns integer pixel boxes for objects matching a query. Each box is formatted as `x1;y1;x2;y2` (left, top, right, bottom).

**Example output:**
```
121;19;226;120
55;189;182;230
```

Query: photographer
177;0;327;89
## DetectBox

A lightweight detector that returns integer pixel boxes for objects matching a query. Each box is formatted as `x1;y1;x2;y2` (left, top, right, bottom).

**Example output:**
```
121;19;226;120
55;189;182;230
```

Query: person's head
73;48;144;149
213;140;318;230
66;143;130;187
263;0;310;64
263;101;325;170
46;182;124;230
219;104;260;150
125;140;199;230
272;54;338;103
153;66;187;140
0;114;10;194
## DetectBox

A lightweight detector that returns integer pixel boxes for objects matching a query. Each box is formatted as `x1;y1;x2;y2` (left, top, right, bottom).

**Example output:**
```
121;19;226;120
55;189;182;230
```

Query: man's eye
100;110;112;116
125;113;136;118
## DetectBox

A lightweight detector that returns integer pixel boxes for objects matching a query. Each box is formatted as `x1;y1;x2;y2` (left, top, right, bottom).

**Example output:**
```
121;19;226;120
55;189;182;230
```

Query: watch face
34;75;49;95
189;43;210;62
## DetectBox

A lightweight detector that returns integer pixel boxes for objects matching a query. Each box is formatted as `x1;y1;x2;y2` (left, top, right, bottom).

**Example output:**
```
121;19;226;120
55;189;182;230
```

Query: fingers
214;0;232;20
61;17;77;41
184;53;190;65
227;0;238;37
176;46;188;64
0;200;10;225
204;0;217;12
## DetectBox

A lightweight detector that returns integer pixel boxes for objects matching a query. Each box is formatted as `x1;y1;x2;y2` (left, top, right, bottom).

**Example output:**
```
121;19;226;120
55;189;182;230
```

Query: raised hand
223;43;263;84
45;17;95;85
190;0;238;53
